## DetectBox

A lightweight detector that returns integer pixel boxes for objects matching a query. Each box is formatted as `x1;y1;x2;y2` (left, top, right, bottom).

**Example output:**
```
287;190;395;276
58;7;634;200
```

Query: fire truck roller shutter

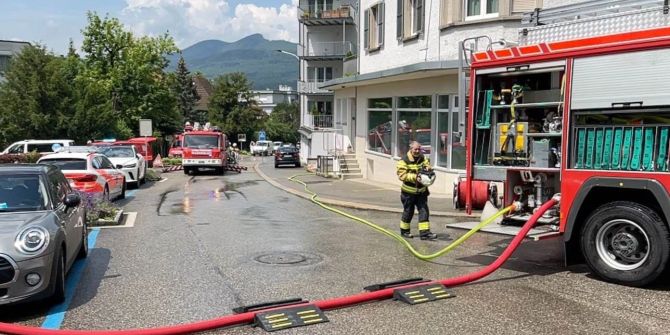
564;177;670;286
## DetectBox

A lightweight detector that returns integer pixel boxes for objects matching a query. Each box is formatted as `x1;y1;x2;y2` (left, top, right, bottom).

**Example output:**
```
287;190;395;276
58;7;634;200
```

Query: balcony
343;56;357;76
303;41;355;61
298;6;354;26
303;114;334;129
298;81;331;95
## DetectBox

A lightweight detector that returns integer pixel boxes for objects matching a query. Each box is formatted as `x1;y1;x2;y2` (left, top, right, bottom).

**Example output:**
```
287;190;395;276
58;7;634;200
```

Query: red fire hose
0;198;558;335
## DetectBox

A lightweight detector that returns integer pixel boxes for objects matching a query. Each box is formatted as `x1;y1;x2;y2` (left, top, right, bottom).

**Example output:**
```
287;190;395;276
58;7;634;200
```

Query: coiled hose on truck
0;196;558;334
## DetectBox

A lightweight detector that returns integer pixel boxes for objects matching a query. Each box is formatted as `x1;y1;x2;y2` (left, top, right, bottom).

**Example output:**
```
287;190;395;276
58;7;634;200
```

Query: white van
2;139;75;154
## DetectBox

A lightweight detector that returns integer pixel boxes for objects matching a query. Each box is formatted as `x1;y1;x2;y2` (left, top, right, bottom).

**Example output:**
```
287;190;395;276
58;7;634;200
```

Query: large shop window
397;96;432;156
367;98;393;155
437;95;465;170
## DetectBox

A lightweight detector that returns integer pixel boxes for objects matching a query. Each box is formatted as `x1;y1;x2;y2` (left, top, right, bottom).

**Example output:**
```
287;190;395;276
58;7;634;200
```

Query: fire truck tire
184;167;190;175
580;201;670;287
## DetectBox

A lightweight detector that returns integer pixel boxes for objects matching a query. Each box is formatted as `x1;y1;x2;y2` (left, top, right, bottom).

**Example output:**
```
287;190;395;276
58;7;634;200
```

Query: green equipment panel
585;129;595;169
612;128;623;169
575;129;586;168
642;128;655;171
630;128;643;170
602;128;613;170
594;129;604;169
658;128;669;171
621;128;633;170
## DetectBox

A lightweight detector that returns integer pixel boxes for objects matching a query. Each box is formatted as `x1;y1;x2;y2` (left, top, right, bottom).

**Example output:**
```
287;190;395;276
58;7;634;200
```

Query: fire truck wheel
184;167;190;175
580;201;670;287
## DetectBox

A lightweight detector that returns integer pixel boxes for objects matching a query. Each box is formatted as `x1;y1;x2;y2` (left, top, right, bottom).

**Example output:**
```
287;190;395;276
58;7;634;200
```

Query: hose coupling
551;193;561;203
511;201;523;212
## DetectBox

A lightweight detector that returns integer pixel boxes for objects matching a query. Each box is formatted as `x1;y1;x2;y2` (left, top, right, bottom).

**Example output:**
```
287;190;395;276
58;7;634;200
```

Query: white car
272;141;283;153
98;145;146;188
2;139;74;155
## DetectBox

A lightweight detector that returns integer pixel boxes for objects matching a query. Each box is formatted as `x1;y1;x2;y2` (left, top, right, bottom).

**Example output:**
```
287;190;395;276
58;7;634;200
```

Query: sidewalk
252;159;479;218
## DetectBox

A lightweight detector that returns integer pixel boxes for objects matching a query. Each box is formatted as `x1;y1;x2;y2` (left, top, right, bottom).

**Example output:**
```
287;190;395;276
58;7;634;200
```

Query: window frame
365;2;385;52
464;0;499;21
397;0;424;41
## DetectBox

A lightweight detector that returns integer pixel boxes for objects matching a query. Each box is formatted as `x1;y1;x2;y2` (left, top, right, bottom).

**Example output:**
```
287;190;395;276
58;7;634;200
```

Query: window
0;55;10;73
367;98;393;155
40;158;88;170
465;0;498;20
437;95;465;170
397;0;423;40
397;96;432;156
307;67;333;82
364;2;385;51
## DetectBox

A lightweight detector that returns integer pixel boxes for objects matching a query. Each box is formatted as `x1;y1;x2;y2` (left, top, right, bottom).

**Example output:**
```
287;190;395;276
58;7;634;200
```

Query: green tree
173;55;200;123
208;72;255;127
0;44;75;145
265;102;299;144
80;12;179;137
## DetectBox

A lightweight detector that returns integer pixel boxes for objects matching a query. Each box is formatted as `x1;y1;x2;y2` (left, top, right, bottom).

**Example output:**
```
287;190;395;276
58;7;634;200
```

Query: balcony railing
312;115;334;128
298;6;353;22
298;81;331;94
305;41;355;58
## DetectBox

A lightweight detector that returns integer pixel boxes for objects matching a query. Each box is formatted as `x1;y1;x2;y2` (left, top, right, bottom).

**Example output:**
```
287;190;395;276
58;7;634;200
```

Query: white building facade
317;0;583;194
251;85;299;114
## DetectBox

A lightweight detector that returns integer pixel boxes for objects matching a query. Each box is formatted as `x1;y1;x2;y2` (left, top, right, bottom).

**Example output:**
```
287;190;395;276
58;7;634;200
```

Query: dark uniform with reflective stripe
396;150;436;239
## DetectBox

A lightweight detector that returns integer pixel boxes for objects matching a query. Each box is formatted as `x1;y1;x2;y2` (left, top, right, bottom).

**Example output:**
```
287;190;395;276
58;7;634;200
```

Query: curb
253;164;477;218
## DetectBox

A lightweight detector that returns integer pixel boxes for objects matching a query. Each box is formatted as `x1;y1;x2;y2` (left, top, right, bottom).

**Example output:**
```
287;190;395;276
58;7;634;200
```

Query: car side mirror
64;193;81;207
116;164;124;169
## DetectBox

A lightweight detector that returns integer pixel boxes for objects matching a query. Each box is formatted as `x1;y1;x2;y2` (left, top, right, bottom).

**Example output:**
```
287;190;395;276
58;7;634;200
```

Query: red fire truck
181;122;228;175
462;4;670;286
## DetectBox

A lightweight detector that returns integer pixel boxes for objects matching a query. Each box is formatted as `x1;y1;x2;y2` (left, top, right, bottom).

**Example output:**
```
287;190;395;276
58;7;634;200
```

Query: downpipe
0;197;559;335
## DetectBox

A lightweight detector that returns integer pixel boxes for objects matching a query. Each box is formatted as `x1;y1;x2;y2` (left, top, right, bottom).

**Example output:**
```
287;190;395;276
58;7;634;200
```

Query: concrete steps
339;153;362;179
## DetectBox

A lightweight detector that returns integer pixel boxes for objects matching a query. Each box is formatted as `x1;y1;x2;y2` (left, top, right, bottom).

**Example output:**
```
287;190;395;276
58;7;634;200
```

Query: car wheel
295;162;300;168
581;201;670;287
275;163;279;168
119;182;126;200
52;250;66;303
77;219;89;259
103;186;110;202
184;167;190;175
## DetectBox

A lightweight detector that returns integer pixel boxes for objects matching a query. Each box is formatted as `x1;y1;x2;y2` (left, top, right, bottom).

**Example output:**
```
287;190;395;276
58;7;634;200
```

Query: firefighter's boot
400;221;413;238
419;230;438;240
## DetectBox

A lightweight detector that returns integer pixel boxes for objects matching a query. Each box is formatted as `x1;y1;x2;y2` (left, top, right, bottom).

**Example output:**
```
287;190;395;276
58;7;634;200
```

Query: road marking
41;228;101;330
159;177;168;183
126;189;138;197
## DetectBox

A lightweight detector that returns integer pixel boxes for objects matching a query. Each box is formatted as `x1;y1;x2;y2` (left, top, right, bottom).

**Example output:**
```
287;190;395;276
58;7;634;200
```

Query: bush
0;151;42;164
144;169;162;181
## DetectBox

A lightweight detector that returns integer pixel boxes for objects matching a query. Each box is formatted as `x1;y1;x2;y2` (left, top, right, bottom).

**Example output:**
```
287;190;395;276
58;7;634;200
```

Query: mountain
168;34;299;90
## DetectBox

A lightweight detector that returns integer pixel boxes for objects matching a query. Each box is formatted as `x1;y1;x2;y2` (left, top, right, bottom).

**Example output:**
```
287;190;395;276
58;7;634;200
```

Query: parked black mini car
0;164;87;305
274;147;301;168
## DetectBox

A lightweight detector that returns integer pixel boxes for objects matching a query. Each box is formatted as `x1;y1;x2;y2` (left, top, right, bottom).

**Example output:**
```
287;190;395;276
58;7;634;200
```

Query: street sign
258;130;266;141
139;119;153;137
238;133;247;142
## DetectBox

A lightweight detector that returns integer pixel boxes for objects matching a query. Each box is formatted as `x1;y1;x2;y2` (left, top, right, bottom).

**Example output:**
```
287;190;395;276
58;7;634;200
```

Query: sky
0;0;299;55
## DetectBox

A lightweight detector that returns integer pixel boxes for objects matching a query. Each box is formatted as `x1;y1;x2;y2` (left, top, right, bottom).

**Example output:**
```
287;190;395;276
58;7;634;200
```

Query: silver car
0;164;87;305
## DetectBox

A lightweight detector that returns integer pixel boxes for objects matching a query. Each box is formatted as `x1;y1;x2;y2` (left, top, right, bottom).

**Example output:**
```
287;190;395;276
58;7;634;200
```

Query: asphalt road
2;155;669;334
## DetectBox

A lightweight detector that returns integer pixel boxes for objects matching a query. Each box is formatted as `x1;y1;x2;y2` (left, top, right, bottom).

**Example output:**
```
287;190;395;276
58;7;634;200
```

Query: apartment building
297;0;358;160
0;40;30;82
251;85;299;114
315;0;583;193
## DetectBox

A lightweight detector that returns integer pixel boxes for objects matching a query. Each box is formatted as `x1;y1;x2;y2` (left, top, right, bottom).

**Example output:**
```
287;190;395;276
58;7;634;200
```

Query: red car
37;150;126;202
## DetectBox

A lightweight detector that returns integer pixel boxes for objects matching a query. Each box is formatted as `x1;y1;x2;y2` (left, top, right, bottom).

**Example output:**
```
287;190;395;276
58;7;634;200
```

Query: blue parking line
41;228;101;329
126;189;137;197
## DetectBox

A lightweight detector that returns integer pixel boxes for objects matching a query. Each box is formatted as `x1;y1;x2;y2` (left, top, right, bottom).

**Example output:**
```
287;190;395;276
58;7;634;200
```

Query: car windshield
100;146;135;158
279;147;298;153
184;135;219;148
40;158;88;170
0;174;48;212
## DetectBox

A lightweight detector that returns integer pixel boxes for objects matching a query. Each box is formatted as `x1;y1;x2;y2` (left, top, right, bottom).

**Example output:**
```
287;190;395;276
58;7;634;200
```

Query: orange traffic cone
153;154;164;168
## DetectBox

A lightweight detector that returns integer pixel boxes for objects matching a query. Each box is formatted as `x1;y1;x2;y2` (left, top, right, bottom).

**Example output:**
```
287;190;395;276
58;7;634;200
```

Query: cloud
120;0;298;49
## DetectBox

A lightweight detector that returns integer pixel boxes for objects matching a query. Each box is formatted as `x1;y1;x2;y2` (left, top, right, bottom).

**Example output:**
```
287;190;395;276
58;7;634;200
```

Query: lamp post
275;49;299;60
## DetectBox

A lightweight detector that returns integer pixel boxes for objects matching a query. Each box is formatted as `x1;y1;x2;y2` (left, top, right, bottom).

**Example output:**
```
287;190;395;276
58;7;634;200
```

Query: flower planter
91;209;124;227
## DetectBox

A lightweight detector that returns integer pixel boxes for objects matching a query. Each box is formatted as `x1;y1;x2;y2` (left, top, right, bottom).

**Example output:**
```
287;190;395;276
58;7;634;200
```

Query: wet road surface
1;156;669;334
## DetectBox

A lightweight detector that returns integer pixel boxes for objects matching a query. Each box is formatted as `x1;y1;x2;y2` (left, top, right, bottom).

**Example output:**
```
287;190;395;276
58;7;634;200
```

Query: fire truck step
254;304;328;332
393;283;456;305
447;221;560;241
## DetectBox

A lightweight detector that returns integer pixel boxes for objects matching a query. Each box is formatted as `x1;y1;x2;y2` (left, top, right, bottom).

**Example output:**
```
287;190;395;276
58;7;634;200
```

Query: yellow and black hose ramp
289;173;514;261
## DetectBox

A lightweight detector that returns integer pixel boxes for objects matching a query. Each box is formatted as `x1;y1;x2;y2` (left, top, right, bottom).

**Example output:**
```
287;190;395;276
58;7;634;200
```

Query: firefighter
396;141;438;240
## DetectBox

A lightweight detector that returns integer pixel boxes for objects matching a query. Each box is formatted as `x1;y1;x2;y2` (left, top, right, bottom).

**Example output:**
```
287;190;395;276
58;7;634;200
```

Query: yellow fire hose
289;173;516;260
